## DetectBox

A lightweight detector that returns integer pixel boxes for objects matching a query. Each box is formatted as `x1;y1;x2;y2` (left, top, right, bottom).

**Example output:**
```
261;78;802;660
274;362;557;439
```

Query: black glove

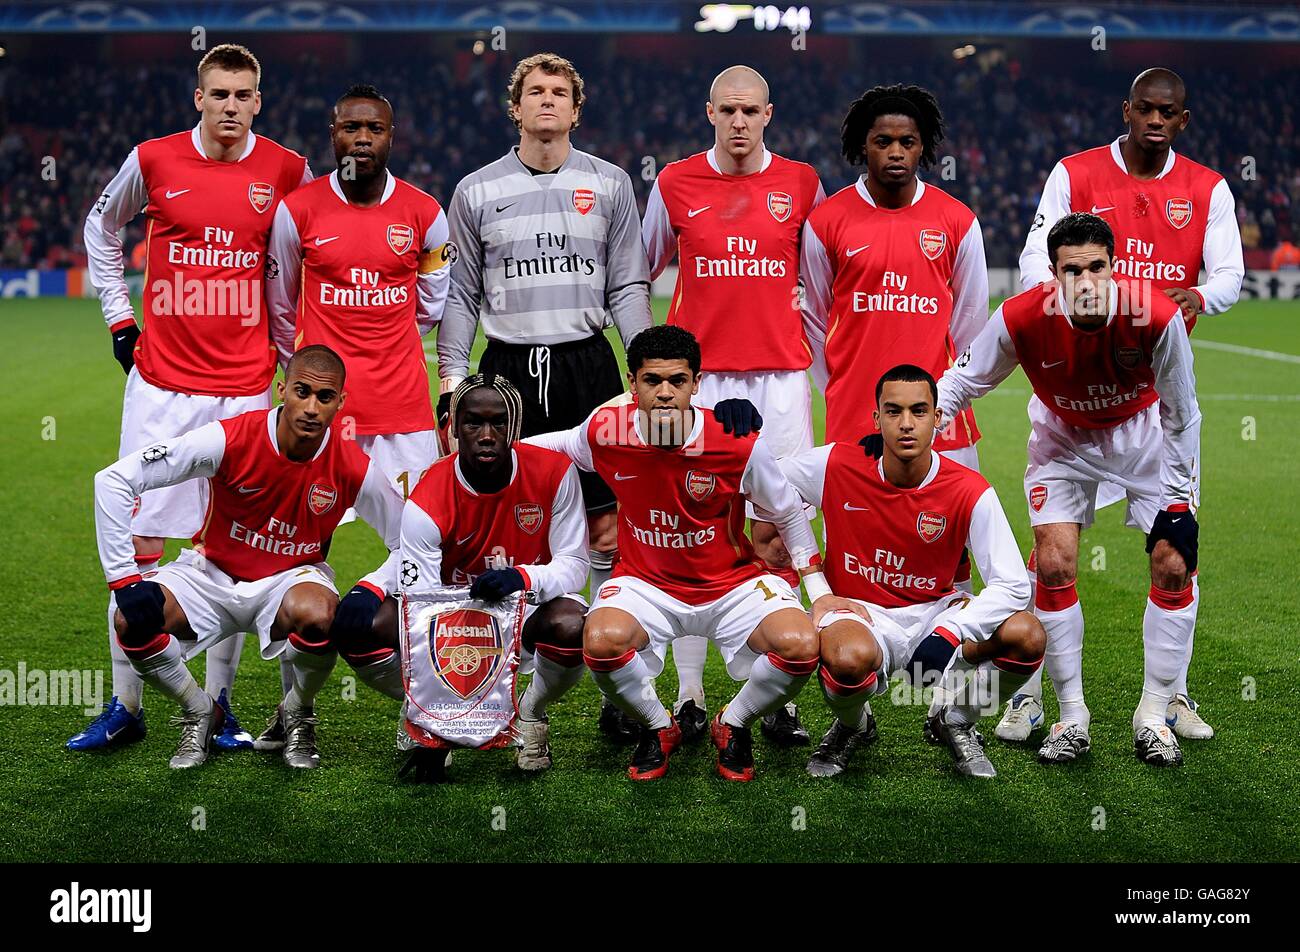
111;322;141;375
1146;507;1199;573
906;631;958;684
114;579;166;638
436;392;452;430
859;433;885;459
713;399;763;438
469;567;526;602
331;585;383;643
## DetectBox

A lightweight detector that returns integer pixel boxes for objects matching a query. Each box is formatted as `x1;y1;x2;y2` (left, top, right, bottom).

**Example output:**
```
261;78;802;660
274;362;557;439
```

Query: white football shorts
817;592;975;688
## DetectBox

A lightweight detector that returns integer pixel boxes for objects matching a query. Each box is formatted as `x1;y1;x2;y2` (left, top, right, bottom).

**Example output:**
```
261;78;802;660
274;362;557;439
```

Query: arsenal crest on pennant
307;482;337;516
1029;485;1048;513
767;191;793;223
916;511;947;543
249;182;274;214
1165;198;1193;230
573;188;596;215
430;608;504;701
387;223;414;255
515;503;543;535
919;228;947;261
686;470;716;502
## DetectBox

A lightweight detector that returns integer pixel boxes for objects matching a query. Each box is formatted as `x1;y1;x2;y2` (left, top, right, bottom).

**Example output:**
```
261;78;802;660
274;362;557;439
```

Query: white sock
819;667;877;732
279;657;294;697
108;593;144;713
283;641;337;713
952;655;1041;726
723;653;815;729
1136;581;1199;729
1016;560;1046;700
203;632;244;699
519;651;585;721
672;636;708;707
1037;580;1089;729
1170;576;1199;698
131;634;209;716
353;651;404;701
588;548;616;593
587;651;669;729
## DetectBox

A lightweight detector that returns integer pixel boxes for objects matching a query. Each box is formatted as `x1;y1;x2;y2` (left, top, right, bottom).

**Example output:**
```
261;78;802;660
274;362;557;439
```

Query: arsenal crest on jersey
387;223;414;255
1165;198;1193;230
515;503;543;535
1115;346;1143;370
686;470;716;502
919;229;947;261
767;190;793;223
1029;485;1048;513
307;482;337;516
248;182;274;214
916;511;947;543
573;188;596;215
430;608;505;701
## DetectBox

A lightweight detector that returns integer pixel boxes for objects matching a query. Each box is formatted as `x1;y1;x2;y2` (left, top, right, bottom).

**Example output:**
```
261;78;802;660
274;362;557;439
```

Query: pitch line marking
1191;339;1300;365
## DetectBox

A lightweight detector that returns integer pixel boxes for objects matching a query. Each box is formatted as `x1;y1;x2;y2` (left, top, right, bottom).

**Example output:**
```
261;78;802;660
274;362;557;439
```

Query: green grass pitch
0;296;1297;862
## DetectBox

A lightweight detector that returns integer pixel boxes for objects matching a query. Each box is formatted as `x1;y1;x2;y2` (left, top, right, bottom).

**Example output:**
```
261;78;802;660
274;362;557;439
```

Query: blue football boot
212;688;255;751
66;696;147;751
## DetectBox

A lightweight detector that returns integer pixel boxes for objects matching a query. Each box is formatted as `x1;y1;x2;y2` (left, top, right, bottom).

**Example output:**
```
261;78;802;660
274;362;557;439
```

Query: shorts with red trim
590;573;802;681
151;548;337;661
816;592;976;689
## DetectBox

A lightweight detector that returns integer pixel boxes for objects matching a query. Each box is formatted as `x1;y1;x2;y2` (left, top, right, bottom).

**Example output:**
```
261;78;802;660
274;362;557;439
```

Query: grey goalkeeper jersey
437;145;652;380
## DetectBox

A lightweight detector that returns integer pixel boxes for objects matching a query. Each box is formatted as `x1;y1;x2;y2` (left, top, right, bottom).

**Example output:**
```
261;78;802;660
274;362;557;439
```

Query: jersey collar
453;449;519;496
876;449;941;490
190;123;257;162
706;145;773;175
1058;279;1119;331
855;174;926;207
266;407;331;462
328;168;396;205
1111;136;1176;179
631;403;706;451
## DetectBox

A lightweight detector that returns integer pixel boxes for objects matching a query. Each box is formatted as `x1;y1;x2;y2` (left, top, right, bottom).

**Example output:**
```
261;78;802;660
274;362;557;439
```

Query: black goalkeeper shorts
480;333;623;513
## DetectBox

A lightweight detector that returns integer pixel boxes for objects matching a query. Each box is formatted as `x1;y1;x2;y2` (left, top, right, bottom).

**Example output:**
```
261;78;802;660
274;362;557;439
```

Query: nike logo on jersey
315;236;340;246
845;244;870;257
1041;360;1065;369
456;533;475;545
236;486;262;495
165;189;191;199
614;472;638;481
687;206;711;218
495;203;516;213
1090;204;1116;215
842;502;870;512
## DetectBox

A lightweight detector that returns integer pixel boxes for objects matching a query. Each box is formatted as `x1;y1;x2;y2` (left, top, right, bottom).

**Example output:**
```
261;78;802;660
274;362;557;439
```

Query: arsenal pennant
387;223;415;255
919;228;947;261
248;182;274;214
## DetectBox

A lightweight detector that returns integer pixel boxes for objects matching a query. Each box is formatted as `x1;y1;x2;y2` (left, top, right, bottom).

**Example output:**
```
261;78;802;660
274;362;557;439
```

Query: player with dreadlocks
798;83;991;759
352;373;590;778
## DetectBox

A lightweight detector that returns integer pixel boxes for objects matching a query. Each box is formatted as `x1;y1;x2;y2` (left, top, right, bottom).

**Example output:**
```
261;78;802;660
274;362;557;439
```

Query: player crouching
94;346;404;769
781;367;1046;778
392;375;590;779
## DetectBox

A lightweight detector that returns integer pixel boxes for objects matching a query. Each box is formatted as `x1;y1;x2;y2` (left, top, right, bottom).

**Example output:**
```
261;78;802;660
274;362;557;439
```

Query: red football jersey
819;443;989;607
198;409;372;581
1059;144;1222;330
805;179;982;447
646;149;822;372
274;172;451;435
1001;279;1180;429
134;130;307;396
585;402;766;604
408;443;572;585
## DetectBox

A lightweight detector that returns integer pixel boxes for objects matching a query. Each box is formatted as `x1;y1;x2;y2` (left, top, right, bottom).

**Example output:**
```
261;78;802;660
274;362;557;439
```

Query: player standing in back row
75;44;311;753
436;52;652;600
641;64;824;747
1006;67;1243;743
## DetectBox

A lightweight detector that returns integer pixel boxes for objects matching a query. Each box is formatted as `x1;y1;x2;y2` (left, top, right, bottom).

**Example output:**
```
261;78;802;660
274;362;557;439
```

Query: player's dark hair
840;84;944;168
450;374;524;447
334;83;394;122
875;364;937;406
287;344;346;385
1129;67;1187;107
626;325;702;377
1047;212;1115;265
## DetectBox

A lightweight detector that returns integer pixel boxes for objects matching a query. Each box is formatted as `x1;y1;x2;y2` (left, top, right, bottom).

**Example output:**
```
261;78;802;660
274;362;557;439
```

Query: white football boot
1037;721;1092;764
995;693;1045;742
1135;722;1183;767
1166;693;1214;739
516;717;552;771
